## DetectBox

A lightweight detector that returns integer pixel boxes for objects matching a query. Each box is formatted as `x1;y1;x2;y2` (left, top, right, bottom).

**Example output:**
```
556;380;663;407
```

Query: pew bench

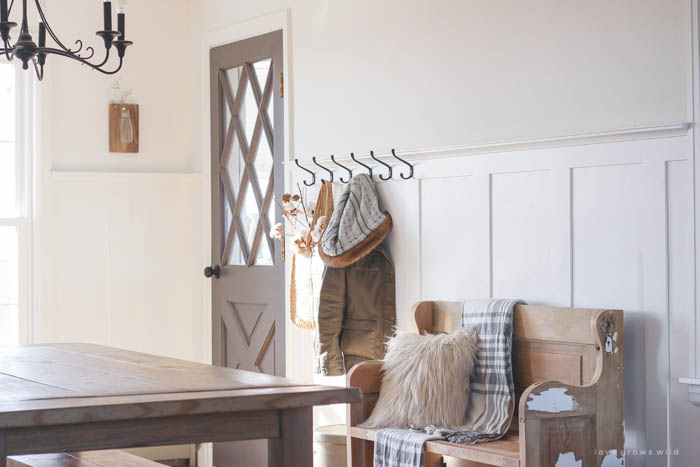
9;450;162;467
347;301;625;467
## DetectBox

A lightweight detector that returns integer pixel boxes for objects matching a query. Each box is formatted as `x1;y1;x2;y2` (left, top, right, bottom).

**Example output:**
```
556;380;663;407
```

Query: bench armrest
518;380;598;466
346;360;383;467
347;360;383;426
519;377;624;466
520;380;596;419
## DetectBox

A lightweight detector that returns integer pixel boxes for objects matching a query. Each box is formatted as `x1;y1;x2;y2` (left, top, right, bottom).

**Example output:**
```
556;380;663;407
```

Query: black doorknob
204;265;221;279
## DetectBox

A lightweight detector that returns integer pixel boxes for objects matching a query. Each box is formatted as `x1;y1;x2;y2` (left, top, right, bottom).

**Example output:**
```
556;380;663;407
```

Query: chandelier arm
35;44;109;69
34;0;87;56
82;45;95;60
31;56;43;81
7;0;13;16
38;46;123;75
68;39;85;56
93;46;111;68
3;39;14;60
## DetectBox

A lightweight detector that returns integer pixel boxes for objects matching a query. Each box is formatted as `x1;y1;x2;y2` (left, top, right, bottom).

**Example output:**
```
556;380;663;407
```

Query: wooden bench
347;301;625;467
9;450;162;467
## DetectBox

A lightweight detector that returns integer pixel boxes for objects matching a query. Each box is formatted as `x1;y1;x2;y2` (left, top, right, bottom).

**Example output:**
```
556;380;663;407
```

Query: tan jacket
314;245;396;376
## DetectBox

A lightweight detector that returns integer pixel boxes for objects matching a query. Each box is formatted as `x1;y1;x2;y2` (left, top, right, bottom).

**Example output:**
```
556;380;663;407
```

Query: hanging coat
314;244;396;376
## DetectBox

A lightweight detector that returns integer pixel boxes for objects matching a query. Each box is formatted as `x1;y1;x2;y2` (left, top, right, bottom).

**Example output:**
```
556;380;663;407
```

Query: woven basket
290;182;334;330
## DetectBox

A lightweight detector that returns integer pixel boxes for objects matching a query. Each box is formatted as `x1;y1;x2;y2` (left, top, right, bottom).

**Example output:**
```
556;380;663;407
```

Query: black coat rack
294;149;414;186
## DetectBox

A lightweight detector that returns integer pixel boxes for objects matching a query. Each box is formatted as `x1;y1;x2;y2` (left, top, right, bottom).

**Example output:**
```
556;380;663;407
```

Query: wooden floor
350;427;521;467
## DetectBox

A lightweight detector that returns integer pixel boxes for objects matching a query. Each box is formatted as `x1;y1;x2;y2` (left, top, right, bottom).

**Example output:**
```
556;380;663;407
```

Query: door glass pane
241;185;258;249
220;87;231;163
266;87;274;131
221;59;275;267
221;178;235;262
253;58;274;133
256;235;273;265
0;226;18;345
221;66;242;265
253;59;271;88
254;140;273;201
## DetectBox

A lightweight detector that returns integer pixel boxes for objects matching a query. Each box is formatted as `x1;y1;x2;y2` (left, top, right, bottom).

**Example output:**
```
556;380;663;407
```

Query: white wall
36;173;203;360
34;2;202;462
35;0;203;360
199;0;691;157
198;1;700;466
43;0;199;172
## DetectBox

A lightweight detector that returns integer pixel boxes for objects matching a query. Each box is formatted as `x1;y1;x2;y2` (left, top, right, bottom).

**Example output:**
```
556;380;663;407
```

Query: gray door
209;30;284;467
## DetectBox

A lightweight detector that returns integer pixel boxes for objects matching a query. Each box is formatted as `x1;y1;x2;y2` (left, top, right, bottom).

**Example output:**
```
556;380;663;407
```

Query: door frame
200;9;292;366
199;11;292;466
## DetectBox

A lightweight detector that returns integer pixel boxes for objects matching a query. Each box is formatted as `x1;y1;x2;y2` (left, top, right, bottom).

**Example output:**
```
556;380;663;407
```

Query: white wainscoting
34;171;204;463
36;171;205;362
292;128;698;466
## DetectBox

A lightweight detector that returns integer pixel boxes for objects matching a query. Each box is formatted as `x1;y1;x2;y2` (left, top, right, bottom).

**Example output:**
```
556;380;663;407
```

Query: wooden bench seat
350;426;520;467
347;301;625;467
8;450;162;467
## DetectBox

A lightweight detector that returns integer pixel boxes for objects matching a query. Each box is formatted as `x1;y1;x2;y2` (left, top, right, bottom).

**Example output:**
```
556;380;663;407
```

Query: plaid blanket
373;428;442;467
447;298;523;444
372;299;522;467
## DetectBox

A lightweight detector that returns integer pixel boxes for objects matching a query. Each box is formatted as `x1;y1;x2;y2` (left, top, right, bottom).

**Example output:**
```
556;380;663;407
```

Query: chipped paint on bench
526;387;580;413
555;452;583;467
600;449;624;466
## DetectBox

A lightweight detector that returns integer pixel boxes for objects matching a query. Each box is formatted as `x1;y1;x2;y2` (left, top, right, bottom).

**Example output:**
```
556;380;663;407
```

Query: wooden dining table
0;344;361;466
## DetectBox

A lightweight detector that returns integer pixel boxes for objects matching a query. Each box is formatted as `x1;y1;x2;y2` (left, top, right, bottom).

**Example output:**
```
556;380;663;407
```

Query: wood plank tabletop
0;344;361;429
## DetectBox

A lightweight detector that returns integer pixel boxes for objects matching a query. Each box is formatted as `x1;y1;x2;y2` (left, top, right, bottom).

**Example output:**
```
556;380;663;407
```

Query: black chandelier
0;0;133;81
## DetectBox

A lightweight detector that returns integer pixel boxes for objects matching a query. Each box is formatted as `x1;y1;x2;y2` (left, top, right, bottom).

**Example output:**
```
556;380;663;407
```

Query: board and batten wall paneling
667;160;697;467
36;173;205;363
420;175;490;304
572;162;669;462
491;169;571;306
299;132;694;466
291;130;698;464
376;180;421;328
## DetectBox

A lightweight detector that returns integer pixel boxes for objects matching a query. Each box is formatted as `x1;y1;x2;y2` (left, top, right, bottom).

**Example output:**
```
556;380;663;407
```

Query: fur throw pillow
361;328;479;429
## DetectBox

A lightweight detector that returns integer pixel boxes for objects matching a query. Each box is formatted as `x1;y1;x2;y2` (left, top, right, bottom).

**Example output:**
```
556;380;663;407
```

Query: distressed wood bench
347;301;625;467
9;450;162;466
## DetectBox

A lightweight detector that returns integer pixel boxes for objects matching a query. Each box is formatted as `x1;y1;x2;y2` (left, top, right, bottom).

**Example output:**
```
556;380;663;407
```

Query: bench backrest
414;301;620;393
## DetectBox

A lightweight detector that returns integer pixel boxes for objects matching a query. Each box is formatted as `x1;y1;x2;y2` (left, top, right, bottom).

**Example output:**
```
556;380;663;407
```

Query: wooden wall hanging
109;103;139;153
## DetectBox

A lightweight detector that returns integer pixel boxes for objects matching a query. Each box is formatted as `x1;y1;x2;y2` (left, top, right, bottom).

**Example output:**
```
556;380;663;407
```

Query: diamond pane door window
219;54;275;266
218;56;275;267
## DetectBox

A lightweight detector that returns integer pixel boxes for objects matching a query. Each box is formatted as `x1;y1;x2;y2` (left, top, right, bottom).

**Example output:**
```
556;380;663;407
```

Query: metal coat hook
294;158;316;186
313;156;334;183
370;150;392;181
391;149;414;180
331;155;352;183
350;152;372;177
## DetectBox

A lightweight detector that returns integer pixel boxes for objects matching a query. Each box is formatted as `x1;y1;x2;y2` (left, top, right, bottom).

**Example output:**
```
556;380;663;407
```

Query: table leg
268;407;312;467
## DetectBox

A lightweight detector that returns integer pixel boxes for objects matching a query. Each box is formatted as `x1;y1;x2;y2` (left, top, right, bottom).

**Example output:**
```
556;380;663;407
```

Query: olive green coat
314;245;396;376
